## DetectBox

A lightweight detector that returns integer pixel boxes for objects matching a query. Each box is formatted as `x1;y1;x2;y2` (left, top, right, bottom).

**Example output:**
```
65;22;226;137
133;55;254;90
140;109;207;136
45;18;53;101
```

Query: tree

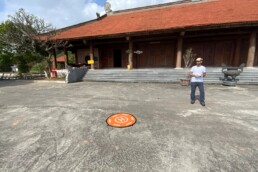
0;48;14;72
0;21;46;73
0;9;69;74
9;9;71;71
8;9;54;52
0;22;15;72
183;48;196;68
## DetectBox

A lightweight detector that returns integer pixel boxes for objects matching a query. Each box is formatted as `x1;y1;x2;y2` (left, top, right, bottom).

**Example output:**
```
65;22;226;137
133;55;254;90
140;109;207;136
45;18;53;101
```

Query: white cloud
0;0;178;29
107;0;176;11
0;0;105;28
83;2;105;21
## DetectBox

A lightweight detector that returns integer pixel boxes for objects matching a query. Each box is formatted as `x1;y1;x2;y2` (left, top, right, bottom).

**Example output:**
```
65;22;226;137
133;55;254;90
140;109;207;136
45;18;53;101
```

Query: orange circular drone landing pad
106;113;136;128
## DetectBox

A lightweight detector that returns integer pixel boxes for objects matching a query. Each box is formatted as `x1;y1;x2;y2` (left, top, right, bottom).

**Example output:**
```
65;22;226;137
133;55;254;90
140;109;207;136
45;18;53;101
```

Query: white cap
196;57;203;62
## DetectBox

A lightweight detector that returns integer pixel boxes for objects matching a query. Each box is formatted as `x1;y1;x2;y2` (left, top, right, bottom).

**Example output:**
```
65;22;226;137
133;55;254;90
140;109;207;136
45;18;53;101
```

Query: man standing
189;57;206;106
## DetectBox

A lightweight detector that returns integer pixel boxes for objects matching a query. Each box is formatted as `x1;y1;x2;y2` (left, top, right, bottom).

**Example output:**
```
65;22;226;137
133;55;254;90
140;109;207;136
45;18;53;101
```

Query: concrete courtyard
0;80;258;172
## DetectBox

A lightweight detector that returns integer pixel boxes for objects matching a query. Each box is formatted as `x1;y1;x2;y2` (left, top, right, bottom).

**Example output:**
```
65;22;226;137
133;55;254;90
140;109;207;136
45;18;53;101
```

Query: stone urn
180;78;190;86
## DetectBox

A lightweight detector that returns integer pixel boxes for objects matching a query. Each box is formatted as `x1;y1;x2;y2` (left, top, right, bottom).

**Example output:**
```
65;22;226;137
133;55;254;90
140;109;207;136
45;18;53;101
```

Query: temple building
50;0;258;70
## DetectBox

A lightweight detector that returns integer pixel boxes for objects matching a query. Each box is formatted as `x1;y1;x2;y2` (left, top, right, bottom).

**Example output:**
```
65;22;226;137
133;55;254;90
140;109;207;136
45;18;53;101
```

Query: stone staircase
83;68;258;84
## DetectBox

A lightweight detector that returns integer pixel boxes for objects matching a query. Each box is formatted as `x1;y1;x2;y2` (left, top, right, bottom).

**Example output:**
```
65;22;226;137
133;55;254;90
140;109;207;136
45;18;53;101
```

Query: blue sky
95;0;105;6
0;0;177;28
0;0;4;11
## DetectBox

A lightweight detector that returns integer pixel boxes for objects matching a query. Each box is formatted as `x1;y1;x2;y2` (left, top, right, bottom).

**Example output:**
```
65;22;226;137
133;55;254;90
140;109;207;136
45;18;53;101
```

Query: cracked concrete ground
0;80;258;172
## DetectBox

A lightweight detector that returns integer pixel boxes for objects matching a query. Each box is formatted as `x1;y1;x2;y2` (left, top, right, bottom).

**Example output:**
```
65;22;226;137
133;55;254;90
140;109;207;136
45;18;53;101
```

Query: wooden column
52;48;57;68
176;36;183;68
247;31;257;67
64;48;68;69
128;39;133;69
90;42;95;69
233;38;241;66
96;48;100;69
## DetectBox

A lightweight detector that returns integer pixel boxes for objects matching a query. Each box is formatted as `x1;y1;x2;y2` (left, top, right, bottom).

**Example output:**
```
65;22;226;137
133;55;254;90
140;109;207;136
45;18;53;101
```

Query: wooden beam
247;31;257;67
176;35;183;68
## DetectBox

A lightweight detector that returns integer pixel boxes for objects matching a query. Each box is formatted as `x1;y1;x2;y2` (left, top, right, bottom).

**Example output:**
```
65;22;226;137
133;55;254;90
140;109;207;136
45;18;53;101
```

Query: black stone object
220;63;245;86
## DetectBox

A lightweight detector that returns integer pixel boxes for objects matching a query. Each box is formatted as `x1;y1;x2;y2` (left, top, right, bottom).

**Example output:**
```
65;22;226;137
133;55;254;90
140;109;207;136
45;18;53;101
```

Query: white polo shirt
190;65;206;82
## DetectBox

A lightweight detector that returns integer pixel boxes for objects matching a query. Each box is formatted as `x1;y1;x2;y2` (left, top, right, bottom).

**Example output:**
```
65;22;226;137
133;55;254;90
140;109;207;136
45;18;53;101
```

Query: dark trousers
191;82;205;102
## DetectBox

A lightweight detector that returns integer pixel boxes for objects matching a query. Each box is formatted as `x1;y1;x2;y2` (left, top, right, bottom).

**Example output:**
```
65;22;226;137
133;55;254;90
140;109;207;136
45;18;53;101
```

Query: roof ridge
51;0;258;40
54;14;107;32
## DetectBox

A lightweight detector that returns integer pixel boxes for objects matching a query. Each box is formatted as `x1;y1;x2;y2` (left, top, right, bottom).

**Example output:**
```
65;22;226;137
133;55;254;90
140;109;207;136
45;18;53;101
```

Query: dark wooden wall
99;44;128;68
184;36;249;67
134;41;176;68
94;34;256;68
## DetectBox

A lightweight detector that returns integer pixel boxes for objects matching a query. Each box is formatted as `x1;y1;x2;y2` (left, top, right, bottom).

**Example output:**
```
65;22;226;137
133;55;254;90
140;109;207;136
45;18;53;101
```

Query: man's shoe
191;100;195;104
200;102;205;106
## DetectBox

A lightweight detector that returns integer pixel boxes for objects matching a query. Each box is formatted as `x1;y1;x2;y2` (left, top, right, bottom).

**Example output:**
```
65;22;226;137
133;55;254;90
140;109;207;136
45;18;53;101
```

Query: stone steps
83;68;258;84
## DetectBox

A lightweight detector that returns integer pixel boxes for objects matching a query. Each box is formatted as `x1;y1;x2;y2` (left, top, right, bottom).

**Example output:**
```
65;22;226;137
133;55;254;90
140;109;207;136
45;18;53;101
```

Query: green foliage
14;52;41;73
68;51;76;64
0;20;27;53
0;50;14;72
16;56;29;73
0;39;15;72
30;61;47;73
0;9;63;75
0;11;51;73
57;63;65;69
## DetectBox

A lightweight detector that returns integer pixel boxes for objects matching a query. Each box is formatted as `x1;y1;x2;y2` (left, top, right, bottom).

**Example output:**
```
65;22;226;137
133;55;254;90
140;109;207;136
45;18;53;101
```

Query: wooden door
135;42;175;68
99;48;113;68
214;41;234;66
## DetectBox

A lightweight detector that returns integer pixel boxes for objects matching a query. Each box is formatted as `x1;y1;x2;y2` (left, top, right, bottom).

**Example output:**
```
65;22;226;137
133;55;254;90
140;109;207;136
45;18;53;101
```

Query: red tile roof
56;55;65;62
54;0;258;40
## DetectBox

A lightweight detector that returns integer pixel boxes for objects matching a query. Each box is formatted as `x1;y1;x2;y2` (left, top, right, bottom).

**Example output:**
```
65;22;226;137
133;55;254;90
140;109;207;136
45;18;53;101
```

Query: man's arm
189;71;206;77
189;72;196;77
202;67;206;77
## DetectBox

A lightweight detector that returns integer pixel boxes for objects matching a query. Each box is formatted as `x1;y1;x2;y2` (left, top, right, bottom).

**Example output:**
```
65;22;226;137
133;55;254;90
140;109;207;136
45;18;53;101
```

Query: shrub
0;53;14;72
30;61;48;73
